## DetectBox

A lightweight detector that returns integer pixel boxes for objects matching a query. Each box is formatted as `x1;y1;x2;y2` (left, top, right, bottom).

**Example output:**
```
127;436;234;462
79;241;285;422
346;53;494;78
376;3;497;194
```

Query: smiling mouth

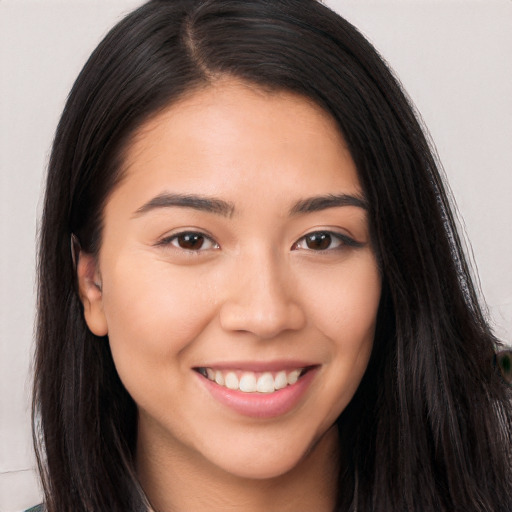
194;367;311;394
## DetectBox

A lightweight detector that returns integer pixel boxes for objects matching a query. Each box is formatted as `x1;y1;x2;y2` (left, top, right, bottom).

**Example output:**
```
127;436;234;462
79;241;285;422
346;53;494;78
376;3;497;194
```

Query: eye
159;231;219;251
292;231;362;251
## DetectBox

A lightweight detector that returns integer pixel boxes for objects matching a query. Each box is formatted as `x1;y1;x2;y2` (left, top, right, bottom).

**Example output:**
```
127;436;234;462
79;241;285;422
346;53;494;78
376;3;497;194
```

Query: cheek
313;257;380;415
302;254;381;347
101;255;217;375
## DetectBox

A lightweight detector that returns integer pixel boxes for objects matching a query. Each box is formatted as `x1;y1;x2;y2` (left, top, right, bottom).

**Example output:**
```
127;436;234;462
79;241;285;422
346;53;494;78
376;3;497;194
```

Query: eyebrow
133;192;367;218
289;193;368;215
134;193;235;217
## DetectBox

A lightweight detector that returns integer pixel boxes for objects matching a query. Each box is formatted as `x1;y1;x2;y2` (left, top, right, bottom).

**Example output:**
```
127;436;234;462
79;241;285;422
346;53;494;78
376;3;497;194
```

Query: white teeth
287;369;301;385
239;373;257;392
215;371;225;386
225;372;239;390
256;372;275;393
274;371;288;390
200;367;306;393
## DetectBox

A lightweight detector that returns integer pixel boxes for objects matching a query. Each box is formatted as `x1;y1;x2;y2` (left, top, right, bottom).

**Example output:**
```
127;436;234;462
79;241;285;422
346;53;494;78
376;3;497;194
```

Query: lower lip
197;368;318;419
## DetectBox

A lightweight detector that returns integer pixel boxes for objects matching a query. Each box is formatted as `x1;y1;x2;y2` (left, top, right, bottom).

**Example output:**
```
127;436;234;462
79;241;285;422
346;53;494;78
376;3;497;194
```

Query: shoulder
24;506;43;512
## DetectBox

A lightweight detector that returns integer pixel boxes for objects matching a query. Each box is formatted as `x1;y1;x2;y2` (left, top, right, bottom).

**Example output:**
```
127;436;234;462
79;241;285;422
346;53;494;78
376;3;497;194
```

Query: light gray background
1;1;511;510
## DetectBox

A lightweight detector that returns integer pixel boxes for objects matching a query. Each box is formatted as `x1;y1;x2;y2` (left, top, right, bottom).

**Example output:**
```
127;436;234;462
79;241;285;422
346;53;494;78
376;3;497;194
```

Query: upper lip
193;360;318;372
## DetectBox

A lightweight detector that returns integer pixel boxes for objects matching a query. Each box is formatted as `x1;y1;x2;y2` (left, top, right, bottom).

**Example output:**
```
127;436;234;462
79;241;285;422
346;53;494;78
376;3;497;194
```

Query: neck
136;424;340;512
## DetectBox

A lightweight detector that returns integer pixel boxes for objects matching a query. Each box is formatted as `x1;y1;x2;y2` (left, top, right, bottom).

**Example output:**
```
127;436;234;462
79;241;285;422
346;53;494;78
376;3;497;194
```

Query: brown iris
175;233;206;250
304;232;333;250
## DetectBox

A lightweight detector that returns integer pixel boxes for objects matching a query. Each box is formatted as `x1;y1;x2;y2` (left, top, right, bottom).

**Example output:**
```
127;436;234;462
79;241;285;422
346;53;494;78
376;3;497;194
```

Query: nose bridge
219;246;305;338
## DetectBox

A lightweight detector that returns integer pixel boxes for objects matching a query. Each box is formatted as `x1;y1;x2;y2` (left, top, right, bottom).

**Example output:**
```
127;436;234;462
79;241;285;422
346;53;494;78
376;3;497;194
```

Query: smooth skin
78;79;382;511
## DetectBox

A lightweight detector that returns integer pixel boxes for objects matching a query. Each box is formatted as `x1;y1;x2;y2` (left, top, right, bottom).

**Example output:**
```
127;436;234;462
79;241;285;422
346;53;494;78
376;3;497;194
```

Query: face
79;80;381;482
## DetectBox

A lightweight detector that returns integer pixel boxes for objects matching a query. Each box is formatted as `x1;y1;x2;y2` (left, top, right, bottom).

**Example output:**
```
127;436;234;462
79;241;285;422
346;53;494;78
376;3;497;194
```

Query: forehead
113;79;362;210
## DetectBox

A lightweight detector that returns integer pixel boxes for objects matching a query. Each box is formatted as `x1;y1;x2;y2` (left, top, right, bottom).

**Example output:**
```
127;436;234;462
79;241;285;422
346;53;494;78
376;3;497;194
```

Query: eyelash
292;231;364;251
157;230;363;253
157;232;219;252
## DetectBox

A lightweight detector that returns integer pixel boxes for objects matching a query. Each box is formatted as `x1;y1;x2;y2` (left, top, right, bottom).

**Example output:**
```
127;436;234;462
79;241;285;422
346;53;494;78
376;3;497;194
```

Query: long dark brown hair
34;1;512;510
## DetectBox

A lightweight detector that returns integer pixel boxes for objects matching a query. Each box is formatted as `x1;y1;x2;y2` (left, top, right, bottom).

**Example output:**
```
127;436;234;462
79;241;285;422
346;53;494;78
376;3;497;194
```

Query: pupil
179;233;204;250
306;233;331;250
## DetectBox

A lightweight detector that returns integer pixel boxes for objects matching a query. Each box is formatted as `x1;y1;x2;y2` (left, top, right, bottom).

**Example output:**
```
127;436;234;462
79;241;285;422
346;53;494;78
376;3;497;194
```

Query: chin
202;426;332;482
216;451;307;481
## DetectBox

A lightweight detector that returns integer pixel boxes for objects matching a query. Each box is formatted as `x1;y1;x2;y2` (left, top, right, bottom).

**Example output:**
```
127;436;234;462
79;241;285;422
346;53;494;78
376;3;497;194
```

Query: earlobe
76;252;108;337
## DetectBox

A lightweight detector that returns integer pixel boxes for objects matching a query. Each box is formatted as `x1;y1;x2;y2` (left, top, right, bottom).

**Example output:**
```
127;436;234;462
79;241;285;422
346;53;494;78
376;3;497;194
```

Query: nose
219;251;306;339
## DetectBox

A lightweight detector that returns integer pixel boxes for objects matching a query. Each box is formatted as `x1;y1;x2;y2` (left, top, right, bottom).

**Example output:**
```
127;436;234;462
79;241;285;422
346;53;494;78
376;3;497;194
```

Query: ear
77;252;108;336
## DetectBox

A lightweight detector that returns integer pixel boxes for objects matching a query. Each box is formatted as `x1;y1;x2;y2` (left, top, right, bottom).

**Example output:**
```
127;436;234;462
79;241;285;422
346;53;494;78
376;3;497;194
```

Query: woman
32;0;512;511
